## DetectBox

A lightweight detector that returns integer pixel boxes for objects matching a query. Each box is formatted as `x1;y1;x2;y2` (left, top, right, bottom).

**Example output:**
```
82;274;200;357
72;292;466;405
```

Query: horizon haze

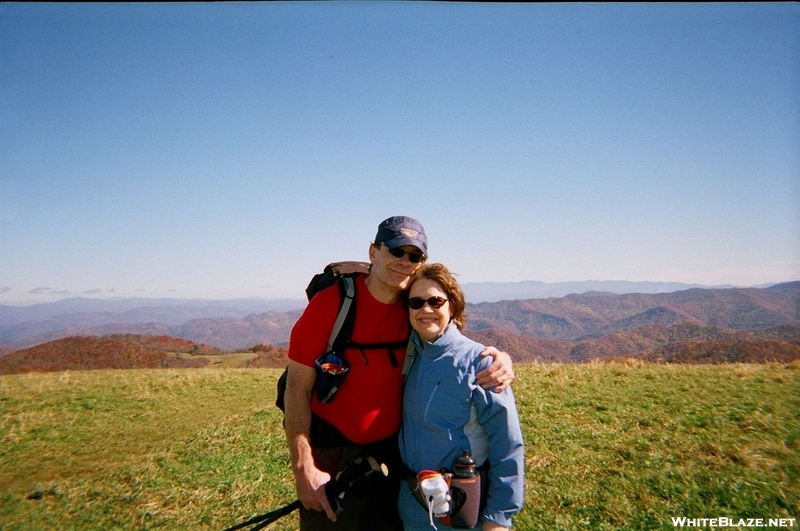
2;3;798;305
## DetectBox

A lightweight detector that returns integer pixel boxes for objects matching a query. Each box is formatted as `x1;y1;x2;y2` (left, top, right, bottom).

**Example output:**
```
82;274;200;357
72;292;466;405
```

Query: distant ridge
0;296;306;325
466;281;800;341
0;280;728;347
1;282;797;354
1;282;798;371
0;297;305;348
460;279;737;303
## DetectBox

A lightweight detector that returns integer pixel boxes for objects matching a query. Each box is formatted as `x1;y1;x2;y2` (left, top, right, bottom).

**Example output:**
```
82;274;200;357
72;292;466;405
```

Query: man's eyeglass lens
407;297;448;310
386;246;425;263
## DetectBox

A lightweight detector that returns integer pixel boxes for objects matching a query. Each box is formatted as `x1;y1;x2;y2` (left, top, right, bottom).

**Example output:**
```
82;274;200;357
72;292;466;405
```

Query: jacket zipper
423;379;441;423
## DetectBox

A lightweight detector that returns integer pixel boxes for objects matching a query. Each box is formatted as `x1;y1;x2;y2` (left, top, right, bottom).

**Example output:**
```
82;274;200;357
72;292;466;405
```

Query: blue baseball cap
374;216;428;256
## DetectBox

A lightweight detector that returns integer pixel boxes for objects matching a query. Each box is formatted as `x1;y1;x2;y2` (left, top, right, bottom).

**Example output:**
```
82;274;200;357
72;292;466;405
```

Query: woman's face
408;278;451;343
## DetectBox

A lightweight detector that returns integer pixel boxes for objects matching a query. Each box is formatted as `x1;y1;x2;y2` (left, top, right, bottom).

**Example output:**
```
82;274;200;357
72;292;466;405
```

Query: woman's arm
474;383;525;528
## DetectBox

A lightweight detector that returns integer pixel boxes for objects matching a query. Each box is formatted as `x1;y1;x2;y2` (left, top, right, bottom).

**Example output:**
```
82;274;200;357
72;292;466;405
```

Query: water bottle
453;450;477;478
449;450;482;528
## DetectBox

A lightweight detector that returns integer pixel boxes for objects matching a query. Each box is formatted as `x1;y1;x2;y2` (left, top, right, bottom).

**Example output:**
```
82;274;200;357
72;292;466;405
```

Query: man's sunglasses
383;245;426;264
407;296;448;310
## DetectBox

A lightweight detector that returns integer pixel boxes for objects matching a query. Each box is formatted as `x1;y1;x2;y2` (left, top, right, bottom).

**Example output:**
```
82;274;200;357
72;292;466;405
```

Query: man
284;216;515;530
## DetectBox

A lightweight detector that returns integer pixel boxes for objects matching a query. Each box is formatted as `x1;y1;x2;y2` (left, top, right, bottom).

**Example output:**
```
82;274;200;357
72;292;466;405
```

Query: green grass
1;363;798;530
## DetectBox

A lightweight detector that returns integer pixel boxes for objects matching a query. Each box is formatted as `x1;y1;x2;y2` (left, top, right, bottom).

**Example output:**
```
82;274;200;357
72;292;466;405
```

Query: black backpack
275;262;414;412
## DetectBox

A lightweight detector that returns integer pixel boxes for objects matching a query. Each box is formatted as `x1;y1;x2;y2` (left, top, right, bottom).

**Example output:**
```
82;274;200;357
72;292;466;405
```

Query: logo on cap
400;228;419;238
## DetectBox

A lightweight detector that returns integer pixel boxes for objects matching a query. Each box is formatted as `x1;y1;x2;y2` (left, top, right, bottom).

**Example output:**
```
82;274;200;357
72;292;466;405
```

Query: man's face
368;244;425;293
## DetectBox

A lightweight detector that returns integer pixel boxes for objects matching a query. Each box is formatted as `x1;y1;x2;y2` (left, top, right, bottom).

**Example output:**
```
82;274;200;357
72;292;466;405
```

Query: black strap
347;339;409;367
331;275;410;369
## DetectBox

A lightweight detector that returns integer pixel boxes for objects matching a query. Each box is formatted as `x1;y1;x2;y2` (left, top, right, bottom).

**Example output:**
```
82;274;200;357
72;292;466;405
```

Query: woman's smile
408;278;451;343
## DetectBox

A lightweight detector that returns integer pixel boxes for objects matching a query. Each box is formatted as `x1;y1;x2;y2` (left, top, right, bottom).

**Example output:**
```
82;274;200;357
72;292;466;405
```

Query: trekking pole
222;454;388;531
221;499;301;531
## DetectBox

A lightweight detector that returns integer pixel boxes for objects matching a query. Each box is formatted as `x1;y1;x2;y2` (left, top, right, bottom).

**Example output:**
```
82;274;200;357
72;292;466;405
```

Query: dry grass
166;351;262;368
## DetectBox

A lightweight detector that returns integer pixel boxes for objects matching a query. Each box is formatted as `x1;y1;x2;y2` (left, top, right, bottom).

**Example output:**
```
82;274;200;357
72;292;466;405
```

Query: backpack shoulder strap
324;274;415;378
327;275;357;353
275;274;358;415
401;340;415;378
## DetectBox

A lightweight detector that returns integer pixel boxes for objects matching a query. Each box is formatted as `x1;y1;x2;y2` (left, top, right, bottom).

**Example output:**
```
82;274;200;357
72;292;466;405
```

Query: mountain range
460;279;737;302
1;281;798;369
467;282;800;362
0;279;769;348
0;298;303;349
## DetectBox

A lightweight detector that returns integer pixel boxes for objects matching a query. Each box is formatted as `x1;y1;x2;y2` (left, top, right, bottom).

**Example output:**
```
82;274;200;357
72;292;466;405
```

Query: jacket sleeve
471;359;525;527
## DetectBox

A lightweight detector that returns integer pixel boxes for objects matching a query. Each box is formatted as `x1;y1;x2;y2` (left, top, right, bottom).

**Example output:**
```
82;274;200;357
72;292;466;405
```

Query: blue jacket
398;324;525;529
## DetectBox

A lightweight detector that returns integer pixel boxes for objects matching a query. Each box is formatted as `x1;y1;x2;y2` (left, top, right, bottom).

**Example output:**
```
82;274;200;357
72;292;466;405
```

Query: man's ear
368;243;378;264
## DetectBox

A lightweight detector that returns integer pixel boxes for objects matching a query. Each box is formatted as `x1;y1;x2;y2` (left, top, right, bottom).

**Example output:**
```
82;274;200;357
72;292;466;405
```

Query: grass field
1;363;798;530
165;351;262;368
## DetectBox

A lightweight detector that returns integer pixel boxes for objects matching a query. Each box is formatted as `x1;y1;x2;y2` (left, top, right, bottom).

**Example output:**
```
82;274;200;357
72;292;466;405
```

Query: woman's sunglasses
383;245;426;264
407;296;448;310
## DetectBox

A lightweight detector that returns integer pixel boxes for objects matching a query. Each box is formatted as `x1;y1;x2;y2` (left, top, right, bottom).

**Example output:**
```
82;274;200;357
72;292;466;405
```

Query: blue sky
1;2;798;304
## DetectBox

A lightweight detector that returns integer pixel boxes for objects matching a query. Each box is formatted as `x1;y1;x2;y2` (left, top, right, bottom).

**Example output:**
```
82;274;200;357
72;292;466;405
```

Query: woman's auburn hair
408;263;467;330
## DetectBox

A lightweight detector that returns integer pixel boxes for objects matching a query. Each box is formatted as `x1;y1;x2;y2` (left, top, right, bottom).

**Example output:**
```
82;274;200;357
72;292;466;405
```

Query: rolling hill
0;334;289;374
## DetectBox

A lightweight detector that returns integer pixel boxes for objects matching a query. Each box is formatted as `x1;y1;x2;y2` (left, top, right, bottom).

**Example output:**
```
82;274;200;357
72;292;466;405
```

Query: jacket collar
411;322;459;355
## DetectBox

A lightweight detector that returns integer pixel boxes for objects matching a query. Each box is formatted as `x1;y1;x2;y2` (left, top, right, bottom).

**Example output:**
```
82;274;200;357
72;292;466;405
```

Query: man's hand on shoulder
476;347;514;392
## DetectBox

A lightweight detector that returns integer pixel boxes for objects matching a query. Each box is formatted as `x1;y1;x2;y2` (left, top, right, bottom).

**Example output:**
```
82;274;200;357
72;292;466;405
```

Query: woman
398;264;524;531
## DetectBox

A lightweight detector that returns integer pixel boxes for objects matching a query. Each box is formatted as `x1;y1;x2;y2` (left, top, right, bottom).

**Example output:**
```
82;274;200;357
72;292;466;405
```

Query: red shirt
288;274;409;444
